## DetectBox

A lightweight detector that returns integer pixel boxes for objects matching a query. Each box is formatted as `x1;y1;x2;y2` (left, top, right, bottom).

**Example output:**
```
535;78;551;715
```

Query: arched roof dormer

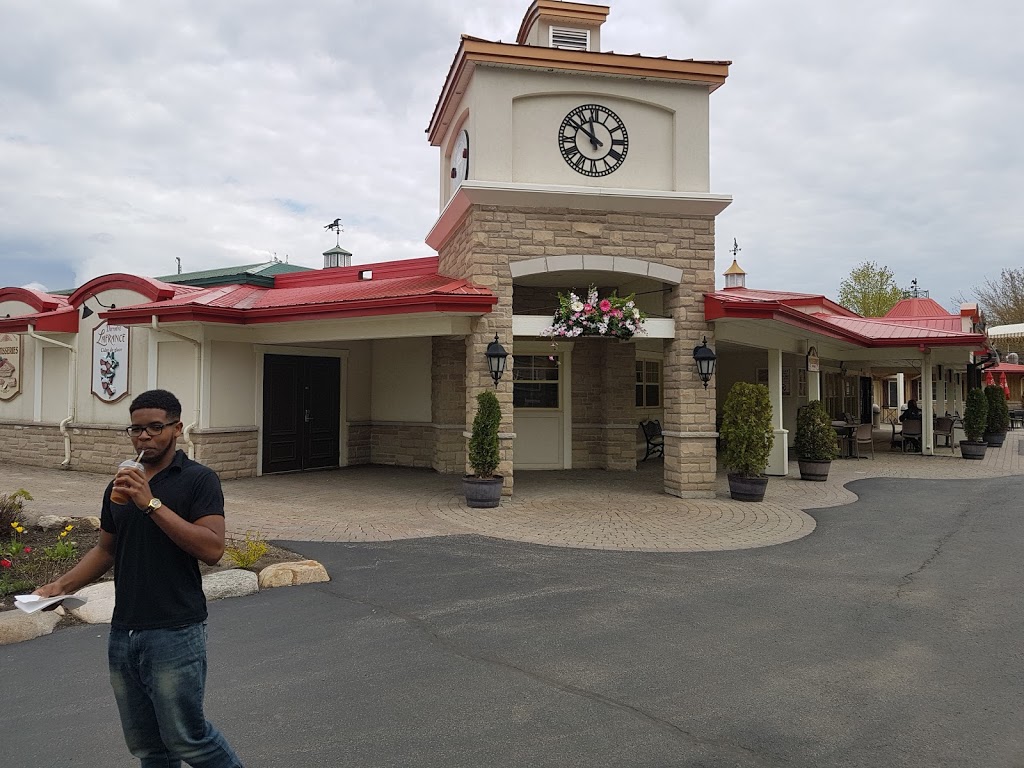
67;274;178;308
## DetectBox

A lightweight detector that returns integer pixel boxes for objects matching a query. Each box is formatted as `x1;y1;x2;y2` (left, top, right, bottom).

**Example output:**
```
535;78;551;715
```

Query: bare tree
959;268;1024;326
837;261;903;317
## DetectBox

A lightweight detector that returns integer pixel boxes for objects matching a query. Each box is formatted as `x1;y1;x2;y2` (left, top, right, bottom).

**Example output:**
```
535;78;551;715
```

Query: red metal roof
706;288;986;349
102;257;497;326
884;297;951;318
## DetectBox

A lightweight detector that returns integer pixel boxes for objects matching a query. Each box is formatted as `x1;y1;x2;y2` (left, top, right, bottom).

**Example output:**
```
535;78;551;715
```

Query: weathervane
323;218;343;247
731;238;741;258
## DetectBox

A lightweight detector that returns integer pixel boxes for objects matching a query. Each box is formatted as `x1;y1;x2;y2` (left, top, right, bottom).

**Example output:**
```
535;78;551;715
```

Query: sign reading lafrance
0;333;22;401
91;324;130;403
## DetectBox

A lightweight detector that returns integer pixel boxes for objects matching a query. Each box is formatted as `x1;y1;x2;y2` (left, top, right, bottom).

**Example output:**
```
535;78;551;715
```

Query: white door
513;344;571;469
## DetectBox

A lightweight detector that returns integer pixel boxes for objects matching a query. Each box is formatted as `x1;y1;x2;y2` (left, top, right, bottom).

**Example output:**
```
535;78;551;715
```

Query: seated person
899;399;923;423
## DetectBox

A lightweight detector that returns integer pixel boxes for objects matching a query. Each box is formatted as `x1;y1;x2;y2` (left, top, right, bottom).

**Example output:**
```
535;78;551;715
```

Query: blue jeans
108;623;243;768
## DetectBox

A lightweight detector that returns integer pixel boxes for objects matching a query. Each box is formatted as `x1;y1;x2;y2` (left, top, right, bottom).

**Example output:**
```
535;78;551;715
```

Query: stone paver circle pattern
1;432;1020;554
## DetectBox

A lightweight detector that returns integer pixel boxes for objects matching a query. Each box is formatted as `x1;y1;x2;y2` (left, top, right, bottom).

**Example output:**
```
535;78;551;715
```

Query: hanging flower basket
539;285;647;340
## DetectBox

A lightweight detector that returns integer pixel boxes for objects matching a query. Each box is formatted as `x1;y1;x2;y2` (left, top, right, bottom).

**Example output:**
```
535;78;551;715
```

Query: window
885;379;898;407
513;355;559;408
636;359;661;408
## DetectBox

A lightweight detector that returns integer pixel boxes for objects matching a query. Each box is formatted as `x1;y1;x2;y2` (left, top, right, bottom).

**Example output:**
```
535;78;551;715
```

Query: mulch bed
1;524;305;621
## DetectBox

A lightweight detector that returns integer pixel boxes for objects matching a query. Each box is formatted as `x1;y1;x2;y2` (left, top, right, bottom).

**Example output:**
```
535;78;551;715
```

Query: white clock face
450;129;469;190
559;104;628;177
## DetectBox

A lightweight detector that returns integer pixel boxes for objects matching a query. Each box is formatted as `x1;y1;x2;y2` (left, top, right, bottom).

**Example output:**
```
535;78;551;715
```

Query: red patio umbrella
1000;371;1011;398
985;370;996;387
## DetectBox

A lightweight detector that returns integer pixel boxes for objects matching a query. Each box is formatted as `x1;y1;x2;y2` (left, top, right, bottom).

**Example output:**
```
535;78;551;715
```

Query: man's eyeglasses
125;420;180;437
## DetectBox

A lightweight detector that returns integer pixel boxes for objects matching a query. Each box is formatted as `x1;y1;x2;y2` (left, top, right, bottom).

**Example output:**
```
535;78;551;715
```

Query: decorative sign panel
0;333;22;401
91;324;130;403
806;346;820;372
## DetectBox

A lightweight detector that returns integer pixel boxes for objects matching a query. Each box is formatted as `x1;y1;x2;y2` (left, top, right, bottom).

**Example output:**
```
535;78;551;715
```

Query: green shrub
963;388;988;442
0;489;32;530
795;400;839;461
719;382;774;477
468;390;501;478
984;384;1009;434
224;531;270;569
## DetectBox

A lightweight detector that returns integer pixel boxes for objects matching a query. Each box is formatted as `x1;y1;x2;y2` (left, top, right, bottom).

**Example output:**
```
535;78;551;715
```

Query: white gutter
26;324;77;468
150;316;201;459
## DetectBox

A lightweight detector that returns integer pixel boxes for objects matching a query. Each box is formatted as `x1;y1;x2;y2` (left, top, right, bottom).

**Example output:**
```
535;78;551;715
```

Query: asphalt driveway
5;475;1024;767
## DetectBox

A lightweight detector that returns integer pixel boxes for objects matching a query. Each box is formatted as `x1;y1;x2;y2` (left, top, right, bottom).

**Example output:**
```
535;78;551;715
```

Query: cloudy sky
2;0;1021;311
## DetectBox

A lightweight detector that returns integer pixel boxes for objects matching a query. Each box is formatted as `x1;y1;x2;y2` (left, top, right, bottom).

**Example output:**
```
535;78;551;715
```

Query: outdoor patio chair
888;418;904;451
933;416;956;454
852;422;874;459
900;419;923;453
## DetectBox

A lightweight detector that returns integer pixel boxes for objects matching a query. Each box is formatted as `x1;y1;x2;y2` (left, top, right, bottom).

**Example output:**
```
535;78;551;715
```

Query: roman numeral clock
559;104;629;177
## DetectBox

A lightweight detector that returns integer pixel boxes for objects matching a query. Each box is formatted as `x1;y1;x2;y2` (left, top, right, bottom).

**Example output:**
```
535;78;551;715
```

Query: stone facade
431;337;467;474
436;203;718;496
0;421;261;479
0;422;66;468
369;423;434;468
347;422;372;465
191;428;258;480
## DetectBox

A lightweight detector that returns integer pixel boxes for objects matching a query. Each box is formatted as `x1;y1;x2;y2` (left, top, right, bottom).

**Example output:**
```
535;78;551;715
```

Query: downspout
26;323;77;468
150;316;201;459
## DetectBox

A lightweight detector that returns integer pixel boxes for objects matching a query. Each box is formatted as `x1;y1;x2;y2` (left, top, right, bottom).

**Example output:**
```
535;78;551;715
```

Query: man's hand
113;466;155;509
33;581;65;598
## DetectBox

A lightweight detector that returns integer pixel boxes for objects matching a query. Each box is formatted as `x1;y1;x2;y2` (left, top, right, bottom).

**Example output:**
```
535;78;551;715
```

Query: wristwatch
143;498;162;516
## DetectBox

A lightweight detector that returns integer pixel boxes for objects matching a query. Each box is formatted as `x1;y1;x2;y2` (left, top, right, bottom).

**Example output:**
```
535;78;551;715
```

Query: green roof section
155;261;313;288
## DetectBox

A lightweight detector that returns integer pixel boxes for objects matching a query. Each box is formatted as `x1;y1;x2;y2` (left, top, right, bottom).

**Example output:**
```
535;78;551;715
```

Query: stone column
662;286;717;499
431;337;466;473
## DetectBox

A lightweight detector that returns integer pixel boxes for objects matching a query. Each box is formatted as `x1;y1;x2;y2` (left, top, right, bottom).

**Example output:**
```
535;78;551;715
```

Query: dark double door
262;355;340;474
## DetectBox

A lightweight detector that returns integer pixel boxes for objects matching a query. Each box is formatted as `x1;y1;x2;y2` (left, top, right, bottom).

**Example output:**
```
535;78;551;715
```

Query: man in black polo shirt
36;389;244;767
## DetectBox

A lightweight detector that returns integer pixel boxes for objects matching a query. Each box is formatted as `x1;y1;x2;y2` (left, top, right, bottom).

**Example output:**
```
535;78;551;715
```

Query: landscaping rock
202;569;259;601
76;516;102;531
258;560;329;589
37;515;73;531
0;609;62;645
69;581;115;624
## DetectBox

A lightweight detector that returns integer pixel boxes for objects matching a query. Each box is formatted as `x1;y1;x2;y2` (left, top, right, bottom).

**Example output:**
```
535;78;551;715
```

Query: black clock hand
587;116;599;149
576;123;604;148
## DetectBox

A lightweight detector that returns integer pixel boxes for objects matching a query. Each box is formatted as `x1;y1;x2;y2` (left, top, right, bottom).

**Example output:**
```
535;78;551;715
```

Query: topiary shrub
795;400;839;461
719;382;774;478
984;384;1009;435
468;390;501;478
963;388;988;442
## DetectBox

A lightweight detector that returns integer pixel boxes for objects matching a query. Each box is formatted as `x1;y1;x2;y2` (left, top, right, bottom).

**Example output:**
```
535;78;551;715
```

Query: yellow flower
64;524;74;531
15;526;24;533
59;531;68;538
10;522;17;529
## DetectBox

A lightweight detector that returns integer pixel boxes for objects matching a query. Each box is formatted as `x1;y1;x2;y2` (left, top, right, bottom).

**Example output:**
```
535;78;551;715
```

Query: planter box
960;441;987;460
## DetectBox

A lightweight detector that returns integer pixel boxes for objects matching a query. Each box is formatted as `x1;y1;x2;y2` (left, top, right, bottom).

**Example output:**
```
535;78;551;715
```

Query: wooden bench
640;419;664;461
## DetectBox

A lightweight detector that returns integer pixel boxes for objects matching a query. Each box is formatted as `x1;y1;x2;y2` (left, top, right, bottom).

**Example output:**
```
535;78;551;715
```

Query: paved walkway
2;431;1021;553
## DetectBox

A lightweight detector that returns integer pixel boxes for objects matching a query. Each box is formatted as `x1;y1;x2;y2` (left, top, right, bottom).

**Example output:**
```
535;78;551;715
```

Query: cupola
516;0;610;52
723;259;746;289
323;246;352;269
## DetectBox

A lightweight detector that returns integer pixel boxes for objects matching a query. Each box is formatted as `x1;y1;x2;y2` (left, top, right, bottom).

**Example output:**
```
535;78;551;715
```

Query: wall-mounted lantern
692;336;717;389
485;334;508;388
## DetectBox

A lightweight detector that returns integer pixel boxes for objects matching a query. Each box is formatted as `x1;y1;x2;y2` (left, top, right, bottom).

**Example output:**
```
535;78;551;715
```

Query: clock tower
426;0;731;499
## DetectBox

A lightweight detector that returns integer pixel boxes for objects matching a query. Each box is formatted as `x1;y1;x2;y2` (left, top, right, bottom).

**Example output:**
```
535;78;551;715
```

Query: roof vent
1008;352;1020;365
550;27;590;51
323;246;352;269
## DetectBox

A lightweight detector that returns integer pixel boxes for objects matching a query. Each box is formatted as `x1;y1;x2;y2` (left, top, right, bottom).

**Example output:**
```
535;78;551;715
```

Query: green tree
961;268;1024;326
837;261;904;317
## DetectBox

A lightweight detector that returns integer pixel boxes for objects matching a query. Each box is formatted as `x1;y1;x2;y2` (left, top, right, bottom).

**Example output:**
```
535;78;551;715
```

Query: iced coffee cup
110;452;145;505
